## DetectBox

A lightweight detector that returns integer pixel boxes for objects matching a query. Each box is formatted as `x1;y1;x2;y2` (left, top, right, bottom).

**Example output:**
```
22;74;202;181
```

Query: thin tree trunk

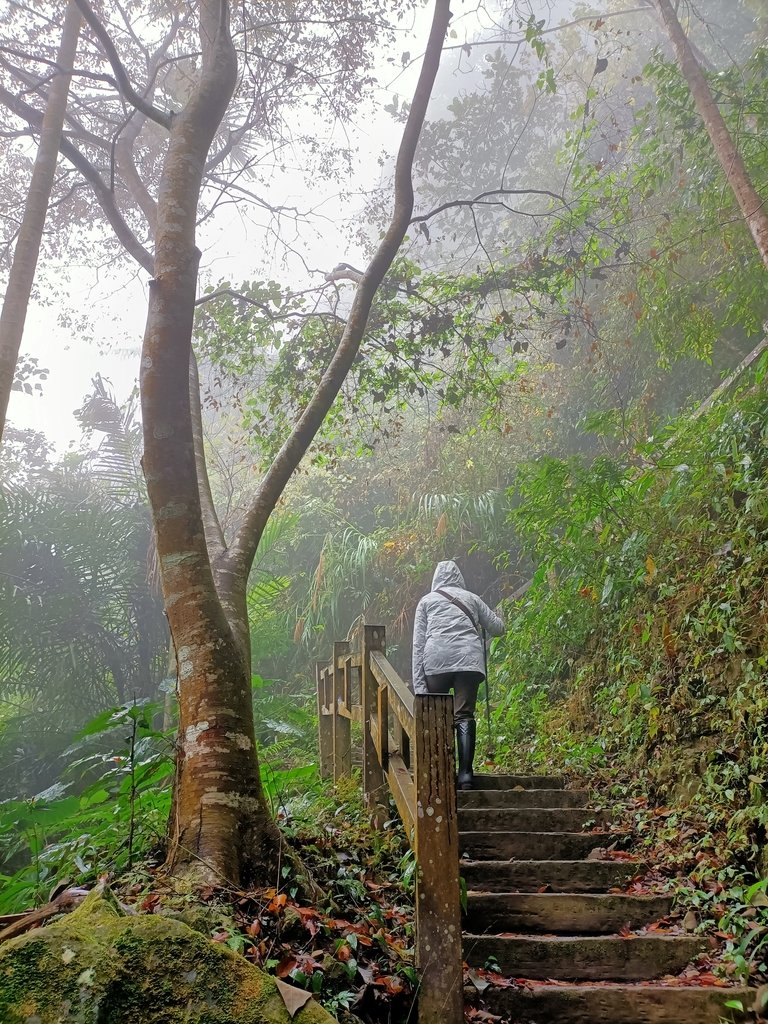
188;351;226;561
0;1;81;443
654;0;768;267
223;0;453;582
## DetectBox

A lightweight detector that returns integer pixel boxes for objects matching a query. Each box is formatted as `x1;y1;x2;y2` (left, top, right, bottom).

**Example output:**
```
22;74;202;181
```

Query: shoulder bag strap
435;588;480;634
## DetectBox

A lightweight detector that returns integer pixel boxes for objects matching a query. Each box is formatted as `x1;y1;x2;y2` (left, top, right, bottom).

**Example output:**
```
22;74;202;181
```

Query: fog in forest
1;2;768;1020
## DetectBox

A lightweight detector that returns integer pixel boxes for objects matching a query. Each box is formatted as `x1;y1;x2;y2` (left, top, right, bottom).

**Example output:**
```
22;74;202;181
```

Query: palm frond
77;375;143;503
0;482;167;726
417;489;506;531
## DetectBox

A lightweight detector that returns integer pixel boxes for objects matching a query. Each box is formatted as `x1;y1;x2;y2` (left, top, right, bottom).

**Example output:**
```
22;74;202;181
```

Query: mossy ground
0;891;337;1024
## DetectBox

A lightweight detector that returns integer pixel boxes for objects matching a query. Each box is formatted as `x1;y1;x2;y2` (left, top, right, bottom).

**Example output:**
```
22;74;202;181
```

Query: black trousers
425;670;484;723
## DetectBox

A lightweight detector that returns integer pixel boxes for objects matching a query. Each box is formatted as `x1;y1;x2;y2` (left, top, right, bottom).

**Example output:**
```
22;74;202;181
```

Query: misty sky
5;3;439;446
5;0;746;448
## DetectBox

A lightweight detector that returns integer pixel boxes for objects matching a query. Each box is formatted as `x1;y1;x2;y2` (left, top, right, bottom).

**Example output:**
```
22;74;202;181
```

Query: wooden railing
316;625;463;1024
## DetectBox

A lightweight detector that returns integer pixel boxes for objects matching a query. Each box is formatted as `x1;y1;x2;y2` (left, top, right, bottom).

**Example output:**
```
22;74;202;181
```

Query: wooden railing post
413;694;462;1024
315;624;464;1022
361;625;387;823
332;640;351;781
377;676;389;771
316;661;333;780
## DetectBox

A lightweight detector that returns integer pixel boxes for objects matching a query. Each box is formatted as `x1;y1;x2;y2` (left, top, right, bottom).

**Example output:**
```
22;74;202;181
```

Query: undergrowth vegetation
0;677;318;916
0;724;419;1021
493;368;768;982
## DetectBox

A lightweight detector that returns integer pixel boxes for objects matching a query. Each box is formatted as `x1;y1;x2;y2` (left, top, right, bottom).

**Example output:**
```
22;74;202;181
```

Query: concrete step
458;806;612;833
460;859;647;893
458;830;622;861
458;788;589;810
479;982;750;1023
464;892;672;935
471;774;565;790
463;933;707;981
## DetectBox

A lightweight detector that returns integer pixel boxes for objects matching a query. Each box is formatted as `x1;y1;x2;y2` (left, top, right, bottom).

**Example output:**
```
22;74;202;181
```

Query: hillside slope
497;375;768;987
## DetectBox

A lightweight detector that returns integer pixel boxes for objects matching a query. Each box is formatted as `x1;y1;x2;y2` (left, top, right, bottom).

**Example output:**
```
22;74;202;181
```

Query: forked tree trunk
654;0;768;268
0;1;81;443
139;1;286;885
141;0;450;887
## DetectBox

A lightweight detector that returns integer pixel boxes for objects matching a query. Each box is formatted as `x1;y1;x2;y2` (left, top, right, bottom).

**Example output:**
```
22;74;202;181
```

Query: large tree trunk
140;0;450;887
654;0;768;268
140;0;283;886
0;1;81;443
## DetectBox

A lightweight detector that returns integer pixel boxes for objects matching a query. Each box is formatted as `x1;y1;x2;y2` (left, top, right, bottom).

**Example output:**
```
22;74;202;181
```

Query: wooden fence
315;624;463;1024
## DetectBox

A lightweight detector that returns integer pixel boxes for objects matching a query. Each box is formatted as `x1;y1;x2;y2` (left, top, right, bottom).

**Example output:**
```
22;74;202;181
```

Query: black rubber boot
455;719;476;791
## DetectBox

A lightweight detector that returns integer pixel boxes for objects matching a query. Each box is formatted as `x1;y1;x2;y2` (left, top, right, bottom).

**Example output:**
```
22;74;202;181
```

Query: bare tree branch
0;82;153;273
224;0;453;580
73;0;173;130
389;6;656;86
194;287;272;315
411;186;568;225
0;53;115;152
194;286;346;326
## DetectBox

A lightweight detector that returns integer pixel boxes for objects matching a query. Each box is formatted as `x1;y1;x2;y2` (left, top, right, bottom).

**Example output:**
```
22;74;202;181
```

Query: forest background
2;0;768;1009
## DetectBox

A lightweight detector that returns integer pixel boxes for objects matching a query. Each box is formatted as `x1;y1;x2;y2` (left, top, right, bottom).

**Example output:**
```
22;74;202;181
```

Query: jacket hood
431;560;465;590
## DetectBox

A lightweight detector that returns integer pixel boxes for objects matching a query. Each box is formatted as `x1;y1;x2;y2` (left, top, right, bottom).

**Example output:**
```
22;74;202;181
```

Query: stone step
471;774;565;790
479;982;750;1023
464;892;673;935
458;788;589;810
463;934;707;981
458;830;620;861
458;806;612;833
460;858;645;893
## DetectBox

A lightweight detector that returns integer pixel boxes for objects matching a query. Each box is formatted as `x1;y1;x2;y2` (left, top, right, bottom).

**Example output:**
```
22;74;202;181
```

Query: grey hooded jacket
411;560;505;695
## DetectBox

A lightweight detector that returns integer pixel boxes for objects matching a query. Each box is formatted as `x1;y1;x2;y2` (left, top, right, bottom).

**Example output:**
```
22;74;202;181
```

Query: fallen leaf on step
274;978;313;1018
587;847;607;860
752;983;768;1014
276;957;299;979
682;910;698;932
468;969;490;993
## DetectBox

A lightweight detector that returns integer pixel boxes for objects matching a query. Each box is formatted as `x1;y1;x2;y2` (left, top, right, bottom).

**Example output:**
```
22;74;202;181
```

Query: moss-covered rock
0;891;338;1024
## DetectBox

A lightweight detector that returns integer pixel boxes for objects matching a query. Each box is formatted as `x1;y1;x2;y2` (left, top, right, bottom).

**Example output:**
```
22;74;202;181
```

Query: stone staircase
459;774;750;1023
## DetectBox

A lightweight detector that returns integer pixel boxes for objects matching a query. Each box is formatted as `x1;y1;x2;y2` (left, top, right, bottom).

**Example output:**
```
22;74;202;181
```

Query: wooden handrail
315;624;463;1024
370;650;415;715
370;651;415;744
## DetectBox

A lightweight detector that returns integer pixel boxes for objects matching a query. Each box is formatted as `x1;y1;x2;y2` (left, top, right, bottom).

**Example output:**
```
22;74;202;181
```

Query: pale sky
4;1;578;449
5;3;444;448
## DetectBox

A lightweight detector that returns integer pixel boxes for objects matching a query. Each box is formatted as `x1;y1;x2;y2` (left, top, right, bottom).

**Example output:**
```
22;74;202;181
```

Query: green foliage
0;379;168;799
0;701;172;913
0;480;167;799
197;256;549;464
493;378;768;980
263;776;417;1016
243;507;309;683
251;673;319;816
551;47;768;368
0;673;321;915
500;378;768;742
